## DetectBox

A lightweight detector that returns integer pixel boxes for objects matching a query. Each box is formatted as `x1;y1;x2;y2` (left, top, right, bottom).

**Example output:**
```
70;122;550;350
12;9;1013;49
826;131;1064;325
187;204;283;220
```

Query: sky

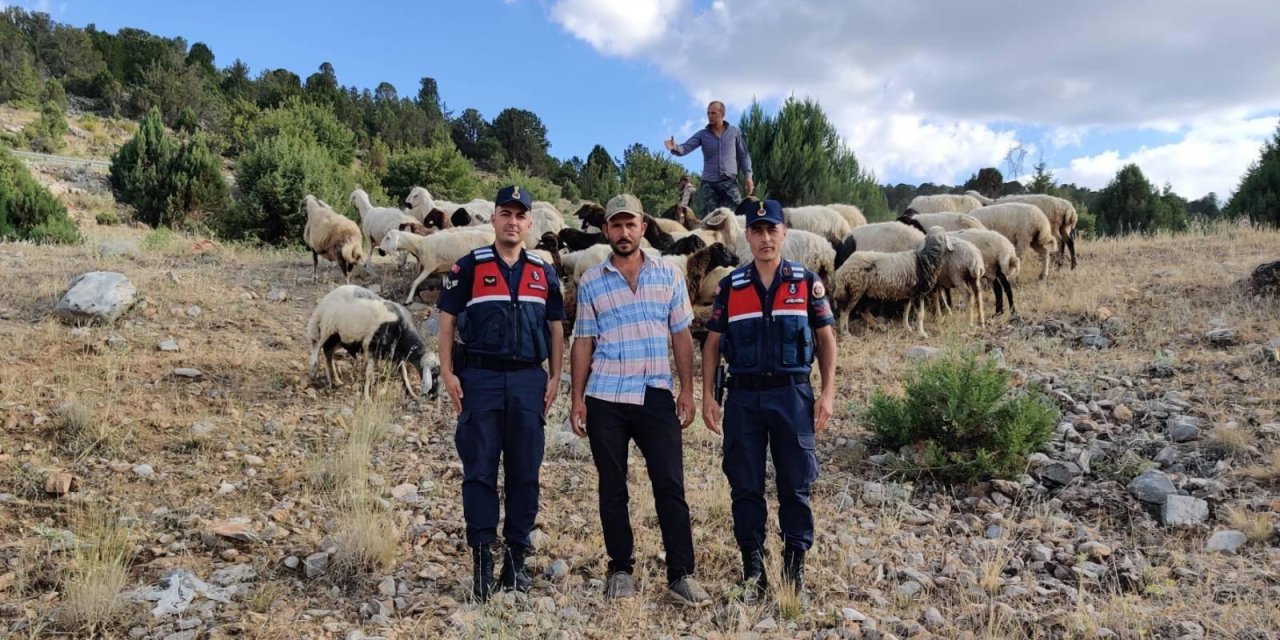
14;0;1280;199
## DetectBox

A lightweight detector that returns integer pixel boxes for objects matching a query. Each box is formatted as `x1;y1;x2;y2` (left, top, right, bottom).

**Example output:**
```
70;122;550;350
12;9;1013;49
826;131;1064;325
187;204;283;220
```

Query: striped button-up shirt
574;253;693;405
671;124;753;182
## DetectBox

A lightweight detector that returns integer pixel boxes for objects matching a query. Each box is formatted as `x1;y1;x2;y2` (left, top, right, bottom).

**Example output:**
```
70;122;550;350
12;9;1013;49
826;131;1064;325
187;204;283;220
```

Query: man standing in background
665;100;754;216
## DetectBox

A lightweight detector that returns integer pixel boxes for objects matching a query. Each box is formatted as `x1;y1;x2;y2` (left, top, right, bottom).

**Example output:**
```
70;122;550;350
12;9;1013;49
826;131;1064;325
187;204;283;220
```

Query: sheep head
709;242;738;269
349;188;370;208
536;231;562;253
405;186;433;209
574;202;606;229
378;229;405;255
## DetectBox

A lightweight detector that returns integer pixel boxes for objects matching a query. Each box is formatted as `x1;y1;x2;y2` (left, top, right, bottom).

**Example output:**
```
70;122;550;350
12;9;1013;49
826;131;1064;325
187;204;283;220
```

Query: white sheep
971;192;1079;270
379;227;496;304
848;221;926;253
931;237;986;327
351;188;430;265
902;211;985;232
302;195;366;283
948;228;1020;316
525;201;565;249
831;226;951;338
404;186;456;229
826;203;868;229
700;208;835;280
968;203;1057;280
782;205;853;244
906;193;984;214
306;284;440;401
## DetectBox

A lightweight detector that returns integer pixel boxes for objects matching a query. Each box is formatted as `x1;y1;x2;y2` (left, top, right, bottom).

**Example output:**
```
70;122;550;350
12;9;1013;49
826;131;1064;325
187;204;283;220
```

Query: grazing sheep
948;229;1021;316
848;221;926;253
906;193;984;214
975;193;1079;270
969;203;1057;280
831;226;951;338
781;205;853;244
658;204;700;230
351;188;429;258
700;208;836;279
306;285;440;401
303;195;365;283
379;227;496;304
826;203;868;229
404;186;456;229
931;237;986;327
901;210;985;231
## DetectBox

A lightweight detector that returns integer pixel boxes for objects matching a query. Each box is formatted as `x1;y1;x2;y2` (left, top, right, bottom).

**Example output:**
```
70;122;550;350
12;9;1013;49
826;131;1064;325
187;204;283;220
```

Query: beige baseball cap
604;193;644;221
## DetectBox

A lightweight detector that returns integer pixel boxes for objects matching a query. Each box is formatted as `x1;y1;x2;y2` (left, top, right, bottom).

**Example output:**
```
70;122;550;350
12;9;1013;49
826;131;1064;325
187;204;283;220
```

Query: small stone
211;520;258;544
1167;416;1202;442
1205;530;1247;553
1035;461;1081;486
378;576;396;598
754;618;778;631
173;368;203;378
186;305;202;317
304;552;329;578
267;288;288;302
1154;446;1179;468
158;339;180;352
211;564;257;586
132;464;154;478
1162;495;1209;527
1030;545;1053;562
924;607;946;628
284;556;300;570
906;346;941;360
1112;404;1133;423
841;607;868;622
1078;542;1112;559
545;559;569;579
44;471;77;495
1129;470;1177;504
55;271;137;325
390;484;418;500
242;455;264;466
897;580;924;597
1205;328;1237;345
189;421;215;439
985;525;1004;539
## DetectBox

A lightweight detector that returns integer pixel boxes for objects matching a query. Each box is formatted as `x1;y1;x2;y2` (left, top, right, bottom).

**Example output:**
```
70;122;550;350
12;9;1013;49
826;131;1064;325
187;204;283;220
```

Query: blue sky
20;0;1280;199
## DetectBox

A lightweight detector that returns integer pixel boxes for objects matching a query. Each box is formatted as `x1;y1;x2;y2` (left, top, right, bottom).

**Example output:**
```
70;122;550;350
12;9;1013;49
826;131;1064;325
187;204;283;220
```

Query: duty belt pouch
452;342;467;374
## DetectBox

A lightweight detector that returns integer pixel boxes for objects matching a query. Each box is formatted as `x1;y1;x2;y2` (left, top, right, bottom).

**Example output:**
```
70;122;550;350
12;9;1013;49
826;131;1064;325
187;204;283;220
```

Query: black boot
471;544;495;602
498;545;533;593
782;546;806;594
741;547;767;603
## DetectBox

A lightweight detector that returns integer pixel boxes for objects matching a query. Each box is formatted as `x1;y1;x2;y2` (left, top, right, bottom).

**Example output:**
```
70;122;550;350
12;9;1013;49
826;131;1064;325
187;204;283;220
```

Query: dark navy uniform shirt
706;262;833;334
439;248;566;321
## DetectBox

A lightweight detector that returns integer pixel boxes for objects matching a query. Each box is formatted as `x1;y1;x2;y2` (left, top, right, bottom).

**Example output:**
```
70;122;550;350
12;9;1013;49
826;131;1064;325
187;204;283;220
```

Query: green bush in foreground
865;349;1057;483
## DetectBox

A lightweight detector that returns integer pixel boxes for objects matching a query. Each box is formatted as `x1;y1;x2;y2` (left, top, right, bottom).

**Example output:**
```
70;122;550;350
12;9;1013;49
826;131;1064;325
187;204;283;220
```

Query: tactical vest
456;246;551;363
722;260;815;376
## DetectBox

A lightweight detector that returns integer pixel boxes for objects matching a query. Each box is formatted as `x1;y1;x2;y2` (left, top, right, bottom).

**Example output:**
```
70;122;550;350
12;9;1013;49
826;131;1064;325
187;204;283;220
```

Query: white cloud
1057;116;1276;198
549;0;1280;195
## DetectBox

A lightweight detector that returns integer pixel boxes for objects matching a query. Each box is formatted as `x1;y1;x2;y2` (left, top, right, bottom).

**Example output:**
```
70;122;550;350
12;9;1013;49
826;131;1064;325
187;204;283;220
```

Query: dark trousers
585;387;695;585
698;177;743;217
454;366;547;548
721;382;820;552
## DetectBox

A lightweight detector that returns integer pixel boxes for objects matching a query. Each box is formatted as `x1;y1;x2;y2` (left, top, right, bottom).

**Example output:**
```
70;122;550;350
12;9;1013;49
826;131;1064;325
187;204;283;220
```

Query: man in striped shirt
569;193;710;607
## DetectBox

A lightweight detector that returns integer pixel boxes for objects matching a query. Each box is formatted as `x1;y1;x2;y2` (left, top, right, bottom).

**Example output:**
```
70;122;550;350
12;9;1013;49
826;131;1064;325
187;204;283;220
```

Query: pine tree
1224;118;1280;227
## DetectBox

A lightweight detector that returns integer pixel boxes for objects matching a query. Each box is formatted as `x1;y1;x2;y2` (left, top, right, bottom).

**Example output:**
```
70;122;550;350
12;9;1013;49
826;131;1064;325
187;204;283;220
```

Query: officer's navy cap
495;185;532;211
736;198;784;227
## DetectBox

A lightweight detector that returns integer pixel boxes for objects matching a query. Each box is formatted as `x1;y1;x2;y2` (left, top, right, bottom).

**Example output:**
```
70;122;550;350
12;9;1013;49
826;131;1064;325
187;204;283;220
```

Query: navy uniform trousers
722;381;820;552
455;365;547;549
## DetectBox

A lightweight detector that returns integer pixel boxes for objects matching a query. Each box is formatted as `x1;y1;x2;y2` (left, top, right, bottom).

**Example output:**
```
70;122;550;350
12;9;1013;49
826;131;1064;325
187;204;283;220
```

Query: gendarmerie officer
700;198;836;603
437;185;565;602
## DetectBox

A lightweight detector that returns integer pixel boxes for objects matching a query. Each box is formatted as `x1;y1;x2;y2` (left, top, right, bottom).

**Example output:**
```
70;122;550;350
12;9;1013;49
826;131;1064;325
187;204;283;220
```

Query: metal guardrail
8;149;111;169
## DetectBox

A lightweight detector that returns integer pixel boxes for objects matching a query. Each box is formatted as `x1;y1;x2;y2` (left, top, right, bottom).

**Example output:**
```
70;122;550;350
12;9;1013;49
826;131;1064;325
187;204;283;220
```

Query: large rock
1161;495;1208;527
55;272;137;325
1167;416;1202;443
1128;470;1176;504
1205;530;1247;553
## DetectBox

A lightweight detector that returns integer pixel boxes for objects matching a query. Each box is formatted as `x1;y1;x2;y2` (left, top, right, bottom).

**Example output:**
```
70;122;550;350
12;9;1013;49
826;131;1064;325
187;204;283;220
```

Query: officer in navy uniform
700;198;837;602
437;185;566;602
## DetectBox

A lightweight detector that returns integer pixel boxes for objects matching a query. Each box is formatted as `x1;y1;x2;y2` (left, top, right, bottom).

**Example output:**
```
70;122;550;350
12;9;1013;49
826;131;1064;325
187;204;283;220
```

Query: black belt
463;355;539;372
725;374;809;390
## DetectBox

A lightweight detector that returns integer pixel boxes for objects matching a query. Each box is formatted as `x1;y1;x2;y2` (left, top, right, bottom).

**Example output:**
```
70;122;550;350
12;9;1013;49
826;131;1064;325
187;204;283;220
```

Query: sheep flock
303;188;1083;397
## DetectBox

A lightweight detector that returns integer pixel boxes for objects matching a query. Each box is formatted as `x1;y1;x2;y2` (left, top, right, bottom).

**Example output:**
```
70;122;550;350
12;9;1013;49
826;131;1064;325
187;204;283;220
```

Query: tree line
2;6;1278;246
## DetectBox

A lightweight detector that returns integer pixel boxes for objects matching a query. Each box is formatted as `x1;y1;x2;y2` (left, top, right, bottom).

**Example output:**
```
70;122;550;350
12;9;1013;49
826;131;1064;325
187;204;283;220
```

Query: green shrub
253;97;356;165
864;349;1057;483
381;143;483;205
95;211;121;226
482;167;561;204
0;147;81;244
24;101;69;153
225;132;354;245
109;108;228;228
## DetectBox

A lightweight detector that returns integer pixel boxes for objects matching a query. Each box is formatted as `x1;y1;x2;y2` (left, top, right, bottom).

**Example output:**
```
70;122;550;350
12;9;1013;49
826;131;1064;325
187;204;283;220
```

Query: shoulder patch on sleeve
812;281;826;299
472;246;495;262
525;251;545;265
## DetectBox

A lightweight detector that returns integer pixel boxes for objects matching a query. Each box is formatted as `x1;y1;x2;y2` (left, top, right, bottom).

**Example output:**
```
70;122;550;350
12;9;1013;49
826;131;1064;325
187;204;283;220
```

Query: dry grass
328;499;401;581
1239;449;1280;483
54;513;132;634
1205;425;1253;457
1223;506;1276;544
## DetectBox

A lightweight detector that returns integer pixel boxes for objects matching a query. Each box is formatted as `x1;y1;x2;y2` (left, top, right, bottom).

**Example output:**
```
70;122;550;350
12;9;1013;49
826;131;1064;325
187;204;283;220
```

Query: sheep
968;203;1057;280
658;204;700;230
848;221;926;254
558;227;608;252
900;210;985;231
302;195;366;283
350;188;430;261
930;236;986;327
378;227;496;304
948;229;1020;316
830;226;950;338
404;186;455;229
306;285;440;401
826;203;868;229
781;205;853;244
452;199;496;226
575;202;607;230
696;266;735;305
663;233;707;256
523;201;565;250
700;207;836;280
651;217;689;235
981;193;1079;270
906;193;984;214
680;243;738;304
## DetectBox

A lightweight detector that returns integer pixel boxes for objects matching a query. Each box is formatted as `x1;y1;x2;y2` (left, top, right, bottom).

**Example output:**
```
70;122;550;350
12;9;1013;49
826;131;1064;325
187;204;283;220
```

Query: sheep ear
944;235;954;251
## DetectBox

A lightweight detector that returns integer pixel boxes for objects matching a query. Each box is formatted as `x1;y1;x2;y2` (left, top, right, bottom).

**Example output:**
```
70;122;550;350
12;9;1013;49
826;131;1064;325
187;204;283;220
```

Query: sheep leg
312;251;320;283
400;361;417;398
999;270;1016;316
915;298;929;338
860;310;883;332
971;280;985;327
325;347;341;387
405;267;432;305
309;340;323;381
1037;247;1050;280
363;355;376;402
1066;230;1077;270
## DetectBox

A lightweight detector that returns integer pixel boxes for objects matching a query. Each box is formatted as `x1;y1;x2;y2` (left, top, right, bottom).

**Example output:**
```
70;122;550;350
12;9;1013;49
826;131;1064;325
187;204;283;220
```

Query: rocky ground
1;171;1278;639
